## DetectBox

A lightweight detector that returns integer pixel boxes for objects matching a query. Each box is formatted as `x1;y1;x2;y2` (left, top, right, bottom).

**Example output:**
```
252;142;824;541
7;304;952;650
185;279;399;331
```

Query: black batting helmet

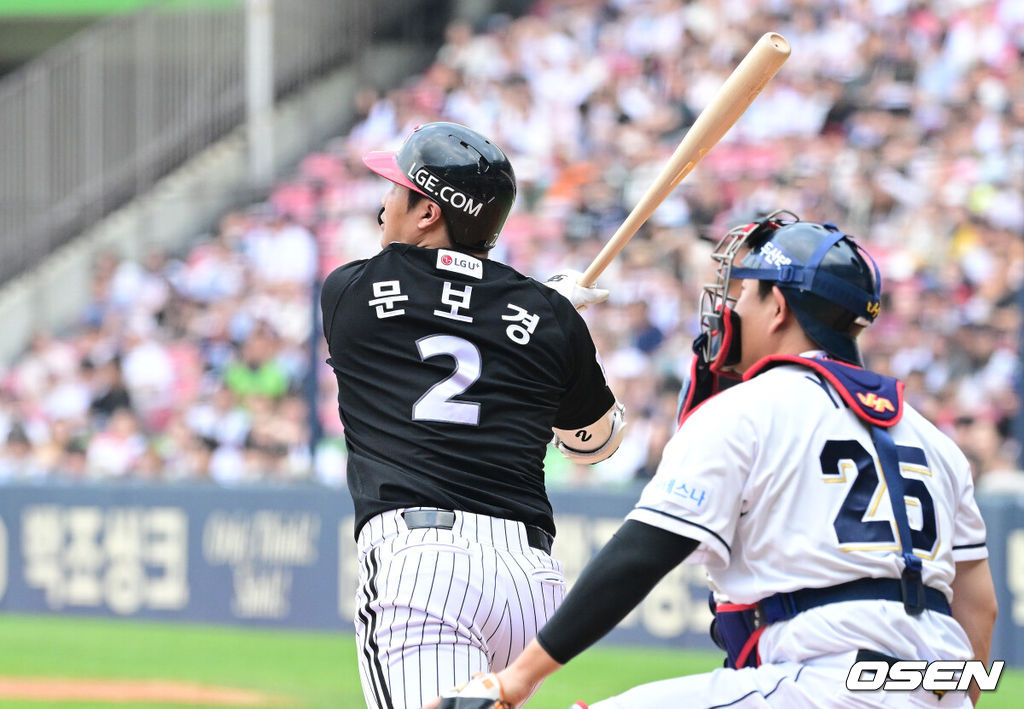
731;218;882;365
362;122;516;251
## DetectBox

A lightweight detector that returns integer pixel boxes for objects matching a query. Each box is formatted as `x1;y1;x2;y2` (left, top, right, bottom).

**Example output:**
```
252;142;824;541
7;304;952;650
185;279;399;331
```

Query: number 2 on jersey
820;440;938;555
413;334;481;425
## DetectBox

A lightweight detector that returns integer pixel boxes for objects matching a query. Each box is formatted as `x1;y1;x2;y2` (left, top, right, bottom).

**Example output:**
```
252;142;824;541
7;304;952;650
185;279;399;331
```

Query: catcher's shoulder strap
743;354;904;427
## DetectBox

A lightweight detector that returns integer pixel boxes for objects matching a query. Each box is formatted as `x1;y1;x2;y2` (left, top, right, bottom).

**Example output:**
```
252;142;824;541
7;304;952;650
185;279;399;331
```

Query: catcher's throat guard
696;304;742;373
677;324;741;426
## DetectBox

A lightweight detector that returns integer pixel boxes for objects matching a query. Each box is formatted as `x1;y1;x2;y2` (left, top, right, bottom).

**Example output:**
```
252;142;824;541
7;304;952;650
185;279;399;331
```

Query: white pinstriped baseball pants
354;508;567;709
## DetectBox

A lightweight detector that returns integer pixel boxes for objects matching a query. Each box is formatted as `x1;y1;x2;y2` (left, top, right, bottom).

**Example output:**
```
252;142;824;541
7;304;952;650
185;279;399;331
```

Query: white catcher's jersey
627;359;987;663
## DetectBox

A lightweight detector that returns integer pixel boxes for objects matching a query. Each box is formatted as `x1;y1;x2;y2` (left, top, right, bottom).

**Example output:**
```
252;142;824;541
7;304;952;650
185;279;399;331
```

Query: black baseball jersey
321;243;615;539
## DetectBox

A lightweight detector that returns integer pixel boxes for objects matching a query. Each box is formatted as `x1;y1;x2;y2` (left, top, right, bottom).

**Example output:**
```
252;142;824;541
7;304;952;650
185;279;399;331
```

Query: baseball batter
428;213;997;709
320;122;625;709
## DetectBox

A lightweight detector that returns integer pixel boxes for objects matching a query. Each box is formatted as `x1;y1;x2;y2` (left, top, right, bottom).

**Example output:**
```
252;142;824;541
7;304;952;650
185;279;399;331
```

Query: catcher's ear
770;286;789;329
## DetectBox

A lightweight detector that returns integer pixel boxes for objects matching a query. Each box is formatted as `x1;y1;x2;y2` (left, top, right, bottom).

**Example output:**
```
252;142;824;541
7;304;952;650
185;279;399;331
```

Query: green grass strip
0;0;234;16
0;614;1020;708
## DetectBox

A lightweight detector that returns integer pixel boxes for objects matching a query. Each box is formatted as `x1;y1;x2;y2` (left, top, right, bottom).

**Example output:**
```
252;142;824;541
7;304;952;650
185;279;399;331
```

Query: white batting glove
543;268;610;312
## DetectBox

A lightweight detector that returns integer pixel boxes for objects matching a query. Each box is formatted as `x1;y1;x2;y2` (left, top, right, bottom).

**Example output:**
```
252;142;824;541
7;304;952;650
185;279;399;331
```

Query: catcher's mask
363;122;516;252
699;209;882;368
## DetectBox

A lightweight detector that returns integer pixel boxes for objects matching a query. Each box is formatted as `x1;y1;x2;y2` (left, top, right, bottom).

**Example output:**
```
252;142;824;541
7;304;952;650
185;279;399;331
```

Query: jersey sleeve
552;307;615;430
320;261;364;343
951;454;988;562
626;389;754;568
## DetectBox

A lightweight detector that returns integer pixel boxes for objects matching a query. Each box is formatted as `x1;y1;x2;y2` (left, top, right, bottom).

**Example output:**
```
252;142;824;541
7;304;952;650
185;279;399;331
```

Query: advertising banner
0;484;1019;665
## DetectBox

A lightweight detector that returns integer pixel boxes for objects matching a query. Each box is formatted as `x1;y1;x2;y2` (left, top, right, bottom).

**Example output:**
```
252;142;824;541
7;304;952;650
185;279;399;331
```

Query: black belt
759;577;951;624
401;509;552;554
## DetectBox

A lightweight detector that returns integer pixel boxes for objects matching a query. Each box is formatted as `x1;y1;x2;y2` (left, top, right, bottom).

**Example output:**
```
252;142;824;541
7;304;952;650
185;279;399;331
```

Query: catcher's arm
951;558;998;706
419;655;557;709
495;643;562;707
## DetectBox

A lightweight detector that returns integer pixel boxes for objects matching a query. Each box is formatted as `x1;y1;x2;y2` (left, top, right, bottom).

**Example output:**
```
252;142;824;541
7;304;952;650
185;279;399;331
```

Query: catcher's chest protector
711;355;905;669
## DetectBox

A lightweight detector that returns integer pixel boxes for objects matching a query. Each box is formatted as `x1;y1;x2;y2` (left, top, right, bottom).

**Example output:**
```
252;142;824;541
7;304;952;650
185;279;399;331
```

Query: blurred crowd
0;0;1022;493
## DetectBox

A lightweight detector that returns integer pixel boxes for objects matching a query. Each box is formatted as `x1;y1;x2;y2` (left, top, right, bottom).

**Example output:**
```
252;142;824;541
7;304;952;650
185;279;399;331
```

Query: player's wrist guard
554;402;626;464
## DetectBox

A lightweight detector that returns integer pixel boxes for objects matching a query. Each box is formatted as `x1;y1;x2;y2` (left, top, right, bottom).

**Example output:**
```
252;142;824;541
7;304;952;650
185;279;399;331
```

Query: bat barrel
578;32;790;288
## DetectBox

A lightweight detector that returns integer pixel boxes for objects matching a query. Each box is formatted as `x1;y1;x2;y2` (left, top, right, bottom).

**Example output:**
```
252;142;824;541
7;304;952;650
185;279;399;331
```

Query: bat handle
577;199;655;287
578;250;612;289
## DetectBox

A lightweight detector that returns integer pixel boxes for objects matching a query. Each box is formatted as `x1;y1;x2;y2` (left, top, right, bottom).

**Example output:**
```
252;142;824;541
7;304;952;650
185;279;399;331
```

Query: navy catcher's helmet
363;122;516;252
732;217;882;364
700;210;881;366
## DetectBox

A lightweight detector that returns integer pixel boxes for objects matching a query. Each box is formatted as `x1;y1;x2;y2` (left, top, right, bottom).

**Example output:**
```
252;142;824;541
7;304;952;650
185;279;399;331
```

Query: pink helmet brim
362;151;427;197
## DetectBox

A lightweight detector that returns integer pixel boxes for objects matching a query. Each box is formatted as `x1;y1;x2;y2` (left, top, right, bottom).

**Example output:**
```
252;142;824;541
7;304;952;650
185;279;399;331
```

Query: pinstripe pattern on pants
354;508;566;709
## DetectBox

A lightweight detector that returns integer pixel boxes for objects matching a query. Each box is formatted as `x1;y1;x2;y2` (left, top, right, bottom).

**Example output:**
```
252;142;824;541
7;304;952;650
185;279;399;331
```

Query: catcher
425;212;997;708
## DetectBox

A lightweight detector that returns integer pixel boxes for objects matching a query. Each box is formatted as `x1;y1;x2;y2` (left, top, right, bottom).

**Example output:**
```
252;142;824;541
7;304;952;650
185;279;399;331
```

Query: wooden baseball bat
579;32;790;287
